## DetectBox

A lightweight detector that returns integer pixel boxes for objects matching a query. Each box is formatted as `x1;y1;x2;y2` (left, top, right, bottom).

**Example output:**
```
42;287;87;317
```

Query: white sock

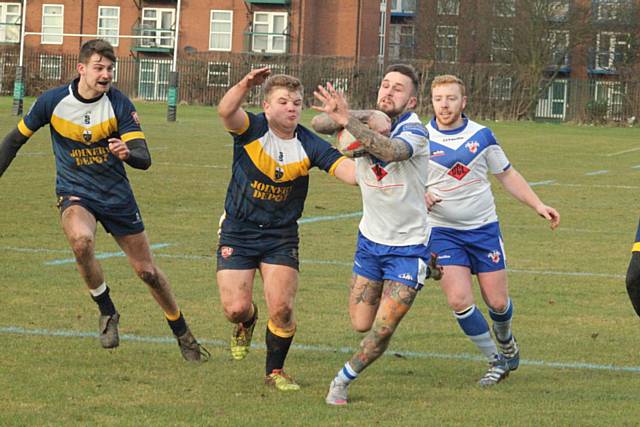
336;362;358;385
89;282;107;297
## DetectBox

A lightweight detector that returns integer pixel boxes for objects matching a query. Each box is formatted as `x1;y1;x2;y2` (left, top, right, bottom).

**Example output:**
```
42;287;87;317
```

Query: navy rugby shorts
216;217;299;271
57;195;145;236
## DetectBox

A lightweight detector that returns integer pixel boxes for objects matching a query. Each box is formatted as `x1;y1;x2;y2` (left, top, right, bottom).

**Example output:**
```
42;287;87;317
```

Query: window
489;76;512;101
596;32;630;70
594;81;626;118
437;0;460;15
391;0;416;14
548;0;570;21
388;24;415;60
491;28;513;63
252;12;288;53
141;8;175;48
42;4;63;44
548;30;570;67
139;59;171;100
97;6;119;46
40;54;62;80
209;10;232;51
207;62;230;87
495;0;516;17
0;53;18;94
595;0;632;21
0;3;21;43
436;25;458;63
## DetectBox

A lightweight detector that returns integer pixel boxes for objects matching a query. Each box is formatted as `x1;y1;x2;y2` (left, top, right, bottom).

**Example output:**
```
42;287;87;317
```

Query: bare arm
332;158;357;185
312;84;408;162
217;67;270;132
494;167;560;229
311;110;378;135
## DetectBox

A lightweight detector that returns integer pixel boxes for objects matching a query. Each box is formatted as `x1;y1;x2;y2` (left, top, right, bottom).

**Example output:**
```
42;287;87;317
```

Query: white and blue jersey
353;111;431;289
426;116;510;272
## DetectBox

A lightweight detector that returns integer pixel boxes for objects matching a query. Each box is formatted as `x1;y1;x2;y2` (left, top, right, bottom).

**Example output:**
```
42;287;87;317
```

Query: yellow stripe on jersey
244;139;311;182
17;119;33;137
50;114;117;145
225;112;251;135
328;155;348;176
121;131;146;143
632;242;640;252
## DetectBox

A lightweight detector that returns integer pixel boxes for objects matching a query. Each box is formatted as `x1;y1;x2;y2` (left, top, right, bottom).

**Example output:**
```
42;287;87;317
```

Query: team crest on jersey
371;164;388;181
466;141;479;154
82;129;92;143
221;246;234;259
448;162;470;180
488;250;501;263
274;166;284;181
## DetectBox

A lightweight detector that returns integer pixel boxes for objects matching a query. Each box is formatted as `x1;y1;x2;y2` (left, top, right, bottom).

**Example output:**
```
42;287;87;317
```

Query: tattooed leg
349;274;384;332
348;280;418;373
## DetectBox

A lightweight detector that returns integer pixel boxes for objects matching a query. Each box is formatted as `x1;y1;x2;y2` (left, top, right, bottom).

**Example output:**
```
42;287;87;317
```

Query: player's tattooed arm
344;116;411;163
311;110;376;135
0;127;29;177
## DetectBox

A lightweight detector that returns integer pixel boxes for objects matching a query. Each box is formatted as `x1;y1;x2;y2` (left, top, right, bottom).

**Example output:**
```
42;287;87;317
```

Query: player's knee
137;266;160;289
270;304;294;326
222;301;253;323
352;321;372;333
486;297;509;313
448;295;473;313
69;234;95;260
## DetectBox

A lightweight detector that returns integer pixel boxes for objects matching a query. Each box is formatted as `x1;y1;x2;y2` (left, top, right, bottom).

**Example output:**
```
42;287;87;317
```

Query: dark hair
384;63;419;96
263;74;304;99
79;39;116;64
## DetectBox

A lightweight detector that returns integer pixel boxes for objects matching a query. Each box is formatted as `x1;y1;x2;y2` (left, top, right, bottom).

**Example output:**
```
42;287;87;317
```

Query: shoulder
393;112;428;138
107;87;135;108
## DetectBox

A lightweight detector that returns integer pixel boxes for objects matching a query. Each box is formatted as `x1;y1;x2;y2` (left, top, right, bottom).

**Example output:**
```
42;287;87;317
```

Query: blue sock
455;305;498;360
488;298;513;342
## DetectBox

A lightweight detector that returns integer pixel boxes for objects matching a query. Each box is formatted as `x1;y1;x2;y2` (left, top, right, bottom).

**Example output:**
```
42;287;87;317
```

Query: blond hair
431;75;465;97
263;74;303;99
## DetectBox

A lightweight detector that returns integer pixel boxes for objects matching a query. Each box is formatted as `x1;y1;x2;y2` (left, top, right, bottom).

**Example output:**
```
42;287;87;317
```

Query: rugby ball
336;128;366;158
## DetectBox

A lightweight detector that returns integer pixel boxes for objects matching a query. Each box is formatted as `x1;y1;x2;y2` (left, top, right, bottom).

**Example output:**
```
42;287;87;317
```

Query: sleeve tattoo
345;116;411;162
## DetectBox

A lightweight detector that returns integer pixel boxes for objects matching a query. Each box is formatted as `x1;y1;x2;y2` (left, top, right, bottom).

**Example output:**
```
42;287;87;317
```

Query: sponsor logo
83;112;91;125
399;273;414;281
131;111;140;126
251;180;292;202
438;255;451;260
133;211;142;224
466;141;479;154
488;250;501;263
221;246;234;259
441;136;465;142
371;164;388;181
431;150;445;157
278;151;284;162
448;162;470;180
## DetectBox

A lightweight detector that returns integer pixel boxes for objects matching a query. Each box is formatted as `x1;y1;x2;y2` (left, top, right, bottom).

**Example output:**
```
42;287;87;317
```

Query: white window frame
548;30;570;67
391;0;417;14
141;7;175;48
595;0;630;20
436;25;458;63
495;0;516;17
388;24;415;60
252;12;288;54
0;3;21;43
437;0;460;16
489;76;512;101
39;54;62;80
97;6;120;47
491;27;513;63
207;61;230;87
596;31;630;70
594;81;626;118
138;59;171;101
42;4;64;45
548;0;570;21
209;10;233;51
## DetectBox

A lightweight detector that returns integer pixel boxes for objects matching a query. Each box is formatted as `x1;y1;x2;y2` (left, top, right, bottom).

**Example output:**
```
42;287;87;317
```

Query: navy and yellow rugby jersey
18;78;145;206
223;111;346;228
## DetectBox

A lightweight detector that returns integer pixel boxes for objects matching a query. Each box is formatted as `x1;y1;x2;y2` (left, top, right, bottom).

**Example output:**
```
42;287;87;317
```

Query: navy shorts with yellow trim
57;194;145;236
216;217;299;271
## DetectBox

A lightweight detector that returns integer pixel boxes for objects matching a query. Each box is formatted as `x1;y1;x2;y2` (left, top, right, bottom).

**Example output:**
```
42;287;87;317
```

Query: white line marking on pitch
1;326;638;373
585;170;609;176
606;147;640;157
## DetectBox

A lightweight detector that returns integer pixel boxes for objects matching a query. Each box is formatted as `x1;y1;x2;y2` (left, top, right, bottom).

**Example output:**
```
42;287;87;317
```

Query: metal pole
12;0;28;116
167;0;181;122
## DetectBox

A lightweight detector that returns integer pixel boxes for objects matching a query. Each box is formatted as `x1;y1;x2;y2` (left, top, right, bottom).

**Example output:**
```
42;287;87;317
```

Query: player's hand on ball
427;252;444;281
336;128;366;158
367;111;391;136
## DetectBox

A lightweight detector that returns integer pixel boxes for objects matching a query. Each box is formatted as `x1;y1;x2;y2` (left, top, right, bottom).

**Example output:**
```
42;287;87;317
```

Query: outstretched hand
536;204;560;230
427;252;444;281
312;82;350;127
242;67;271;89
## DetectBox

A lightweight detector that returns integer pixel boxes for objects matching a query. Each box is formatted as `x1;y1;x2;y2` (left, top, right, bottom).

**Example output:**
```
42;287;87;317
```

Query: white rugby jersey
426;116;510;229
356;111;430;246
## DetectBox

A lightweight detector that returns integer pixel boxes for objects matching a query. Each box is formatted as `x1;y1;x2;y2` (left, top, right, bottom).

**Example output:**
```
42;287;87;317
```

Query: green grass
1;97;640;426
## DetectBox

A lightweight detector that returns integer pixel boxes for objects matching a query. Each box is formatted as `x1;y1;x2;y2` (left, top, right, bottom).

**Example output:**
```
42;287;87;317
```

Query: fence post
166;71;178;122
12;65;24;116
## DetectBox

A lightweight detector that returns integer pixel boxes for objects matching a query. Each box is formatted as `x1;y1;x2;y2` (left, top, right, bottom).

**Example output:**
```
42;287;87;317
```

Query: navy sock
91;286;116;316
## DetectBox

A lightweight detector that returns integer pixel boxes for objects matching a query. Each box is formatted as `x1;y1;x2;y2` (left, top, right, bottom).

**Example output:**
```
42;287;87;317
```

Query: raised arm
494;167;560;229
311;110;385;135
312;84;408;162
218;67;271;132
0;127;29;177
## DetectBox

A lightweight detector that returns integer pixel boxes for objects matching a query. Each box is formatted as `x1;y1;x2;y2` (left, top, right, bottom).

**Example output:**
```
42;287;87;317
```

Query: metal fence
1;45;637;125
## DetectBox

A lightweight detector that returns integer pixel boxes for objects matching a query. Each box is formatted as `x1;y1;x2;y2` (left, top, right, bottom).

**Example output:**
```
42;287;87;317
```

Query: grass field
1;96;640;426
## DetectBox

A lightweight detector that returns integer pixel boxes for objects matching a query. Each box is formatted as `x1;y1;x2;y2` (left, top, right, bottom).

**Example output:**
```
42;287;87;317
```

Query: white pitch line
585;170;610;176
606;147;640;157
1;325;639;373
